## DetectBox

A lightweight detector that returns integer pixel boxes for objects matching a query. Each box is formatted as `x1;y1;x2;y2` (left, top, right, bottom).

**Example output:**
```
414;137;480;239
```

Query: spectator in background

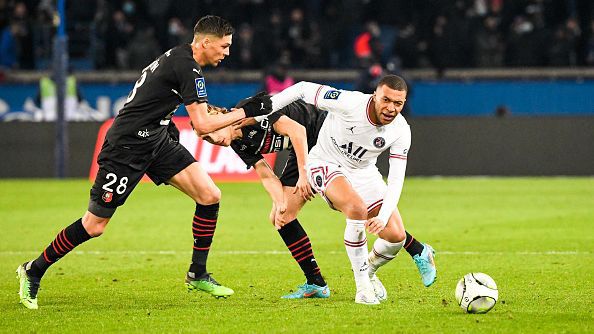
303;21;323;68
0;20;16;68
92;0;113;69
263;61;294;95
286;8;310;68
108;10;134;69
10;2;34;69
166;17;191;50
353;21;382;66
474;15;505;67
393;23;420;69
127;27;161;70
257;10;285;67
354;60;383;94
35;0;55;66
548;18;580;66
587;20;594;66
233;23;257;69
506;15;539;66
33;69;87;121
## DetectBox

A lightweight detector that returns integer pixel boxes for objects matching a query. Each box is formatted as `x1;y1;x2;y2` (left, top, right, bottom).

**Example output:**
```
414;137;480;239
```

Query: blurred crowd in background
1;0;594;74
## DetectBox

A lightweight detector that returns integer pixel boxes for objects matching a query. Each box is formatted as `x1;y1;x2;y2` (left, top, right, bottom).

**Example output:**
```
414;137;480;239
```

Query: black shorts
88;137;195;218
279;151;299;187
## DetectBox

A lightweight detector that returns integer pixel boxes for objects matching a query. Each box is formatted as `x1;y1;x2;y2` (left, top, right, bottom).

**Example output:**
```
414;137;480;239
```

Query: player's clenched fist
233;91;272;117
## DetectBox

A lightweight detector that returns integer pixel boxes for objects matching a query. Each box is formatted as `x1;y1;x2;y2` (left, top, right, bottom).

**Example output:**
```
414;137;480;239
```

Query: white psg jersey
271;82;410;169
271;81;411;224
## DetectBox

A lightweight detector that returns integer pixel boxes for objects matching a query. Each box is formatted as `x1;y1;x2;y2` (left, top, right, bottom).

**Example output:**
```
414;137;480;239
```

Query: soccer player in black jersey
202;99;431;299
16;15;271;309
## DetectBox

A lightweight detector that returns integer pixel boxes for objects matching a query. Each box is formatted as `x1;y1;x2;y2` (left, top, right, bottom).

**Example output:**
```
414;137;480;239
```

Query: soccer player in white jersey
268;75;437;305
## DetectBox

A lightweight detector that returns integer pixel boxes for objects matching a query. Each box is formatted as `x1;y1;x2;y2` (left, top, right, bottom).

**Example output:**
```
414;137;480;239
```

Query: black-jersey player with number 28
16;15;272;309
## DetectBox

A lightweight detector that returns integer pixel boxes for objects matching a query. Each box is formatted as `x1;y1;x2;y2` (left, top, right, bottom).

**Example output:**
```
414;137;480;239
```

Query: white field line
0;250;589;256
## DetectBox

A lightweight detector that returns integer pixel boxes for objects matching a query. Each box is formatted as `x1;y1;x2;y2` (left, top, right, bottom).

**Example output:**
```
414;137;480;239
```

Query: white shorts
306;159;386;213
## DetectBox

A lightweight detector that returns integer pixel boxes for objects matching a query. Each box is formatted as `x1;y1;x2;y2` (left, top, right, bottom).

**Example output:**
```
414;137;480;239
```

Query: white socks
344;219;371;289
368;237;405;276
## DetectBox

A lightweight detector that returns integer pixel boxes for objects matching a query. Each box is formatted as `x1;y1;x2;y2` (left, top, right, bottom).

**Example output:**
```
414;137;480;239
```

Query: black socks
26;218;92;278
189;203;219;276
278;219;326;287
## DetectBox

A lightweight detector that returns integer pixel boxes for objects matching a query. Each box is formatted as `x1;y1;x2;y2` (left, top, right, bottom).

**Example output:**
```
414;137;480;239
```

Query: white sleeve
270;81;350;114
377;126;411;225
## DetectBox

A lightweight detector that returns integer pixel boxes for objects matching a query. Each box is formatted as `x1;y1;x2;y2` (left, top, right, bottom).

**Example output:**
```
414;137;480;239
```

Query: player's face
201;34;232;67
373;85;407;125
201;125;237;147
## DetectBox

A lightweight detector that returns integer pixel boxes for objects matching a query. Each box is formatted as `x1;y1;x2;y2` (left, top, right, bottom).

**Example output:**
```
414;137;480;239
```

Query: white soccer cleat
369;274;387;301
355;287;380;305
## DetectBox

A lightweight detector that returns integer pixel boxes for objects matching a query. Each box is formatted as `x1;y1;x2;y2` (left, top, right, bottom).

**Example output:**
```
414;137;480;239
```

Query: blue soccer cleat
413;244;437;287
282;283;330;299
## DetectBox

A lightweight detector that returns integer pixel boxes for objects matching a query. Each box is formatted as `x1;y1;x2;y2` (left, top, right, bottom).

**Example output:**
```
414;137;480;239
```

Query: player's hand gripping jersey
270;81;411;225
106;44;207;152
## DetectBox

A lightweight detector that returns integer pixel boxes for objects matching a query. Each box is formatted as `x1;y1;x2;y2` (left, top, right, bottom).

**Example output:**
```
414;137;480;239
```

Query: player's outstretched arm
270;81;323;112
253;159;287;228
376;130;411;226
187;101;246;135
272;116;314;201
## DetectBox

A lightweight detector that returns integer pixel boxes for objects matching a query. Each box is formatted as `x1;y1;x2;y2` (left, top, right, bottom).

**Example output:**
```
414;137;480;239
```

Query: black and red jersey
105;44;207;152
231;100;327;168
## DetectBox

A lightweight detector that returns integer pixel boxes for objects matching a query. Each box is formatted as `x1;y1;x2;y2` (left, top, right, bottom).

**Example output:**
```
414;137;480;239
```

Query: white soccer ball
455;272;498;314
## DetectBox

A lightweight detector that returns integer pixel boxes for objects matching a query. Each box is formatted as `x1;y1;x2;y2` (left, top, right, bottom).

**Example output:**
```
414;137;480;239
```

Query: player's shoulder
167;44;193;59
163;45;201;70
325;88;369;103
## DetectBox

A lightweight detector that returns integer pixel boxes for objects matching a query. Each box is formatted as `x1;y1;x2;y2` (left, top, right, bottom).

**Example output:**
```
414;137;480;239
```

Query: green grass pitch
1;177;593;333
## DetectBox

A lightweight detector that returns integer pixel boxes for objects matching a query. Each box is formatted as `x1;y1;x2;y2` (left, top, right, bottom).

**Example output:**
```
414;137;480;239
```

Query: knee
82;213;110;237
196;186;221;205
383;229;406;243
343;202;368;220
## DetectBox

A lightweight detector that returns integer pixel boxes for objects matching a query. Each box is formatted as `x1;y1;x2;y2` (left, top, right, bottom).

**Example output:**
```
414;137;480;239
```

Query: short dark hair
377;74;408;92
193;15;234;37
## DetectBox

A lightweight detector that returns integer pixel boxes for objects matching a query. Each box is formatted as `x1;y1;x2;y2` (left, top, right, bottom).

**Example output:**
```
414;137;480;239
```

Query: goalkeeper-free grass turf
1;178;592;333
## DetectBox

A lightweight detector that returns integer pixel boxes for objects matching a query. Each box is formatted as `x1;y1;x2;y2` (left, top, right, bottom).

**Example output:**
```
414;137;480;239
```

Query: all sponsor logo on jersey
373;137;386;148
137;129;150;138
324;90;341;100
333;137;367;162
195;77;207;98
102;191;113;203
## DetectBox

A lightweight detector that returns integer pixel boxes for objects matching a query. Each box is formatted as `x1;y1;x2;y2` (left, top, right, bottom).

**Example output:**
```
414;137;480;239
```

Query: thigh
279;152;298;187
306;159;349;210
168;162;220;204
348;167;387;213
89;146;147;218
146;139;196;185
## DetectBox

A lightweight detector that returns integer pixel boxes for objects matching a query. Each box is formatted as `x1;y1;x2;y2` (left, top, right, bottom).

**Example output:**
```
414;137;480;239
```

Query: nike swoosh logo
303;291;317;297
193;68;201;75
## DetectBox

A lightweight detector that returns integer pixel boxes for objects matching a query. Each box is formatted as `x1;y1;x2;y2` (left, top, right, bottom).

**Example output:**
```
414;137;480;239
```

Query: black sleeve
267;109;284;125
172;57;208;106
267;101;308;126
231;141;264;169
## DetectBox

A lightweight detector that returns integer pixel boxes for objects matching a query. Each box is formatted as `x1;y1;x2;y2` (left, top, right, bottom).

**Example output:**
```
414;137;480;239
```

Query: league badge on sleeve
195;77;207;98
324;90;341;100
